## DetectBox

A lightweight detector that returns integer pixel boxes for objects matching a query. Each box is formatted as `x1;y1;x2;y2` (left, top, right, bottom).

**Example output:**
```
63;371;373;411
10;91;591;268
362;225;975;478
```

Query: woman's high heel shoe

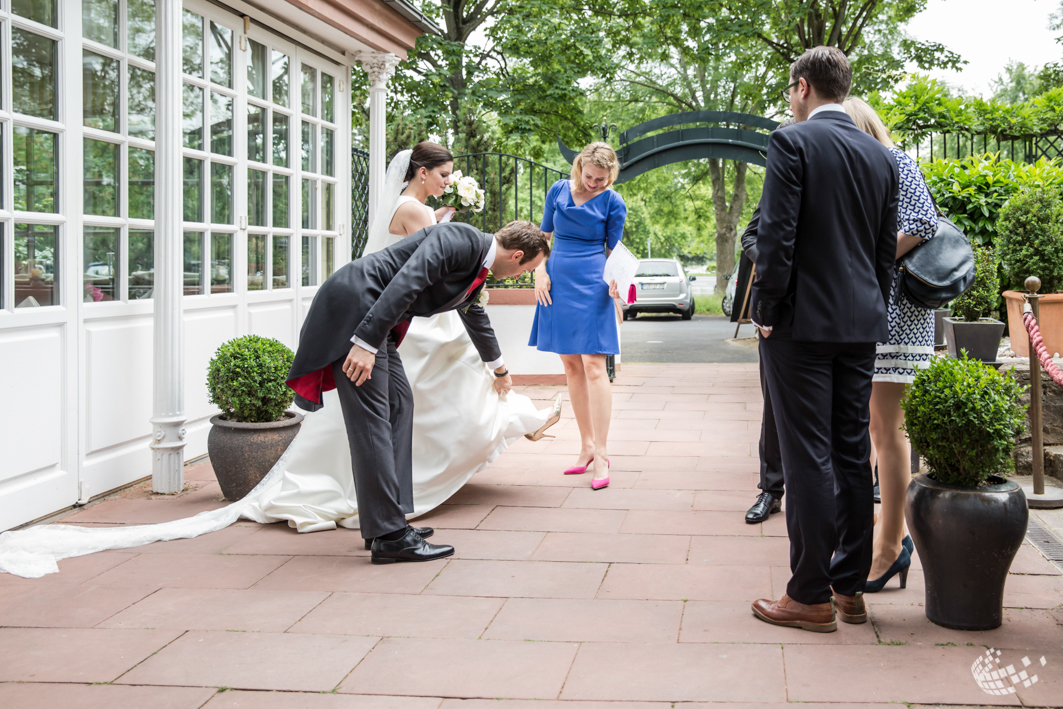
591;459;610;490
864;546;911;593
526;394;563;442
564;457;593;475
902;535;914;554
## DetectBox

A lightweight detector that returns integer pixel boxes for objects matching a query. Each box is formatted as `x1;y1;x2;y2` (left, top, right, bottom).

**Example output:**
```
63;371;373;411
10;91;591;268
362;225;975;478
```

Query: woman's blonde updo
570;142;620;193
842;97;895;149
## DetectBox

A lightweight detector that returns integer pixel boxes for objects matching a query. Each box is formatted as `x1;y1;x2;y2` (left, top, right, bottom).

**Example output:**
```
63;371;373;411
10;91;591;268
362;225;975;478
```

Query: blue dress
529;179;627;355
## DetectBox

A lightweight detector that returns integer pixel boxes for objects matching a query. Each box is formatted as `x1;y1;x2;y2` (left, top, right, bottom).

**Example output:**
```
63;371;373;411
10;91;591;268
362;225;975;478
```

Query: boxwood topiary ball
207;335;295;423
901;354;1027;487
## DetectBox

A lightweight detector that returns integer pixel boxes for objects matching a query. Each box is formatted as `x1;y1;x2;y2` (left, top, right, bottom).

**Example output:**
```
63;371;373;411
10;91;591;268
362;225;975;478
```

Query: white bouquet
441;170;486;214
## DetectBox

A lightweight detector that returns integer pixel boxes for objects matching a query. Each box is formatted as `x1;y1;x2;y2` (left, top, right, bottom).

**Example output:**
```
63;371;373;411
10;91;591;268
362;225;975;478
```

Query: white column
356;52;401;227
150;0;186;493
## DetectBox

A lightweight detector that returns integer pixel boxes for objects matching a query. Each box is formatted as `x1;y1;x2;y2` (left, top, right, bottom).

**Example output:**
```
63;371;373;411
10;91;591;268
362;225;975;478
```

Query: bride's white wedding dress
0;156;551;578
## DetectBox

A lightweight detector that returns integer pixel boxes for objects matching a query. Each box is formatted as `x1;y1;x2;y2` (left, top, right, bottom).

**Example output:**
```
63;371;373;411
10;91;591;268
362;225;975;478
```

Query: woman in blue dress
530;143;627;489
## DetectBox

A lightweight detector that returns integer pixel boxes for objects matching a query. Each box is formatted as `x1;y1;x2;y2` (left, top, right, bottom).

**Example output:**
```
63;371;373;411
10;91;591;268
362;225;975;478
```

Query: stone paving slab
3;363;1063;707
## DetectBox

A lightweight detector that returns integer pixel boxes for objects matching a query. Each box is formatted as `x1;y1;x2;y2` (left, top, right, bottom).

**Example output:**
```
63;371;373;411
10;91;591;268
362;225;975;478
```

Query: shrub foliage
207;335;295;423
952;245;1000;322
902;355;1027;487
995;185;1063;293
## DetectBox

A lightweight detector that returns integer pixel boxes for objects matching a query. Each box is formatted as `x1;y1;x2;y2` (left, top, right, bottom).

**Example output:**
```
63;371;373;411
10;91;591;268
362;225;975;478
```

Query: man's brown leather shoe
830;587;867;623
752;594;837;632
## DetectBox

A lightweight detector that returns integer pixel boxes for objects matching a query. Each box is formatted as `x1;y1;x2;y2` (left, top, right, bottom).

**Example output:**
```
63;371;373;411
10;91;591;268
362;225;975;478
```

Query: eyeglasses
781;80;800;101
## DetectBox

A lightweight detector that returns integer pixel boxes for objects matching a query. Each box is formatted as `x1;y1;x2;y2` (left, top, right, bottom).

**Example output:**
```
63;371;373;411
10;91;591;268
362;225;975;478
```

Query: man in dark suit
750;46;899;632
287;221;549;565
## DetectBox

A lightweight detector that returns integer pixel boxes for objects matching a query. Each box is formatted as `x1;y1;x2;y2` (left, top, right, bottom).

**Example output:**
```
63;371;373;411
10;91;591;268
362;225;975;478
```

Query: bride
0;142;560;578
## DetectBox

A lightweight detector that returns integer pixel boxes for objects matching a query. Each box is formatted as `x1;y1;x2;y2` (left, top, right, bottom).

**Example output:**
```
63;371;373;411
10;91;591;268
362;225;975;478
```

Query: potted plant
943;245;1004;363
206;335;303;500
998;186;1063;357
902;354;1029;630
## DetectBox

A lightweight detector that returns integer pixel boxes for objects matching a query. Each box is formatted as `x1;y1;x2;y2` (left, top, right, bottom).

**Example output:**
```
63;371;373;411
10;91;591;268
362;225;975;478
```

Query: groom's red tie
391;267;489;348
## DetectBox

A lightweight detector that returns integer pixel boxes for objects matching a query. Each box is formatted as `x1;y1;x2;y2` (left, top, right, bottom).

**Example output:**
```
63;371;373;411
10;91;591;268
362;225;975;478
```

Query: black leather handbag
895;215;976;310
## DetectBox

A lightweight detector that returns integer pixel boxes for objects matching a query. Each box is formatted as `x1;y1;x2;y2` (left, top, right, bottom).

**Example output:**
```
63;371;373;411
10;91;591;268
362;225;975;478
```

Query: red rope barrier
1023;311;1063;386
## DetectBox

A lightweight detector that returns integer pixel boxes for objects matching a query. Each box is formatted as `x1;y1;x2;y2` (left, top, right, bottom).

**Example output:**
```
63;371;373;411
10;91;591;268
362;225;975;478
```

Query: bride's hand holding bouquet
436;170;486;223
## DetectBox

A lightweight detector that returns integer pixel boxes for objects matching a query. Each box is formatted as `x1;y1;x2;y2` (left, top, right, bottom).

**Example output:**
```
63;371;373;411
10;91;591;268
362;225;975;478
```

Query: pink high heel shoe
564;456;594;475
591;459;611;490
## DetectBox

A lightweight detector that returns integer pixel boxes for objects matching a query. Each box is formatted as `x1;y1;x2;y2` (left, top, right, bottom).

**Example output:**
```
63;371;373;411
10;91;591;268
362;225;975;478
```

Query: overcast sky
905;0;1062;96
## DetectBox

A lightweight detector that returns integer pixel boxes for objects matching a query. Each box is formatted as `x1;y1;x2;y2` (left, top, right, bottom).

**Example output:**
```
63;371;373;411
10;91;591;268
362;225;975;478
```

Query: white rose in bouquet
441;173;487;214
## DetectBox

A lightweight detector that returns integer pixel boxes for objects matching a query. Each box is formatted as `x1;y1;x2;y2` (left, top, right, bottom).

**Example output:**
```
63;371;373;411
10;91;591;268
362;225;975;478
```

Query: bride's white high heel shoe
525;394;563;442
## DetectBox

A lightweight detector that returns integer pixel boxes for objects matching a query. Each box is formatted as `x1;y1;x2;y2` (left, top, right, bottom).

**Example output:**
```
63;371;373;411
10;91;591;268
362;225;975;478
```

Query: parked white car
621;258;696;321
721;259;741;317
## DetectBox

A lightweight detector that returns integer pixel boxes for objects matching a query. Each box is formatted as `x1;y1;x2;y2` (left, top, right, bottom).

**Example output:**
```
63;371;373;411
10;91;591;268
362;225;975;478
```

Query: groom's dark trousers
751;109;899;606
331;335;414;539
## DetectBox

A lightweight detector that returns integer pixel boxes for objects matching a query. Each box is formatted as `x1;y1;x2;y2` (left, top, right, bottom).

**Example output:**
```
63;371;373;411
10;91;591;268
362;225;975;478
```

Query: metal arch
618;111;779;144
616;143;768;183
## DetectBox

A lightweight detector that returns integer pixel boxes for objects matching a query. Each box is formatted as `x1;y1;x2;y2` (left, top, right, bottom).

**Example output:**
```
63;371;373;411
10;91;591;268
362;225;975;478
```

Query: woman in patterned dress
844;98;939;592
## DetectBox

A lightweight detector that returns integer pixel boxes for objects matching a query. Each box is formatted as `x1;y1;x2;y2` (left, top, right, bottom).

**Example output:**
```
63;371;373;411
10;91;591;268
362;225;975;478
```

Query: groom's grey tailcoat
286;222;500;538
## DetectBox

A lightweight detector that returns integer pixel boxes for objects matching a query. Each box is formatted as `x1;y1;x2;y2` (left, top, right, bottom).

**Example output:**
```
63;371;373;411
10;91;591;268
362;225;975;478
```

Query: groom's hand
343;344;376;386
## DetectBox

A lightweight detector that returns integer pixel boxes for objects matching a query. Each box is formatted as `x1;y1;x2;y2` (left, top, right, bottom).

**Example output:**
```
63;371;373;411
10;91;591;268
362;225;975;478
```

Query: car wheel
623;310;633;321
681;305;693;320
722;295;733;317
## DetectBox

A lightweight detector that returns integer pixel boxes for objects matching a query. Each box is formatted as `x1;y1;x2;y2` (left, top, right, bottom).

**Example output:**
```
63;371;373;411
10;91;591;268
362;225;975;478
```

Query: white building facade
0;0;431;530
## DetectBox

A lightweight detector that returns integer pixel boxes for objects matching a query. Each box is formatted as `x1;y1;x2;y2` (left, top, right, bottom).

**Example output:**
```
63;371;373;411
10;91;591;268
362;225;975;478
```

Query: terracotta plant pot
943;317;1004;363
207;411;303;500
1003;290;1063;358
905;473;1027;630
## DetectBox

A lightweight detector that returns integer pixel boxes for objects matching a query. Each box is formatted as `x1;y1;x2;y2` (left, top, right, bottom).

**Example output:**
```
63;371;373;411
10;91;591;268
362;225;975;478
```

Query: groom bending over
287;221;550;564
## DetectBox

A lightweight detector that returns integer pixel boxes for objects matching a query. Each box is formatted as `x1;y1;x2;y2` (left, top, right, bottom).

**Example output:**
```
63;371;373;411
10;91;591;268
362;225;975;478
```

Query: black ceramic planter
208;411;303;500
943;317;1005;363
933;309;949;347
905;473;1027;630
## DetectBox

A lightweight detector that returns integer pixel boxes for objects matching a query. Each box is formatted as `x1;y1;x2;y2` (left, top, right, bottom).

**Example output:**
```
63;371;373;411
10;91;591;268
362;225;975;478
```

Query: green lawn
695;293;724;315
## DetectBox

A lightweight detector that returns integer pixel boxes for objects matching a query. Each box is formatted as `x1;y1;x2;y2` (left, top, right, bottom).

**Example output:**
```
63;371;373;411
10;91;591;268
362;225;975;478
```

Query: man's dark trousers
759;328;876;605
330;334;414;540
757;349;784;500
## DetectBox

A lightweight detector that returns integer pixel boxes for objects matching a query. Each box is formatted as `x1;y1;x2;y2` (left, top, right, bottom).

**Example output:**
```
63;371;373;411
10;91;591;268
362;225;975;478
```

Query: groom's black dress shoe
364;526;434;550
745;492;781;524
370;526;453;565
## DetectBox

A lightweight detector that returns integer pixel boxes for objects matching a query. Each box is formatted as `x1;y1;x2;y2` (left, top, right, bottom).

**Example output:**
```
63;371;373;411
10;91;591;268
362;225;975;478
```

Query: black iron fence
907;132;1063;163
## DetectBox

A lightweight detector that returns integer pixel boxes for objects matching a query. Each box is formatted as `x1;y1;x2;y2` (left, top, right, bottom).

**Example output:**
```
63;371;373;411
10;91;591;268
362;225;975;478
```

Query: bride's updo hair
403;141;454;182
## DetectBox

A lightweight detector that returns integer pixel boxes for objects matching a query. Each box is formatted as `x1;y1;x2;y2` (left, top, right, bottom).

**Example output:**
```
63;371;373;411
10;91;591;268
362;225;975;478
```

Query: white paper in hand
603;242;640;305
438;208;455;223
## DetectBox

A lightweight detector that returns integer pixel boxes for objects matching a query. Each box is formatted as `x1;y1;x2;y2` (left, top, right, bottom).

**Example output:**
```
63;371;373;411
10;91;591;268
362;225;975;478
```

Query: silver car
621;258;696;320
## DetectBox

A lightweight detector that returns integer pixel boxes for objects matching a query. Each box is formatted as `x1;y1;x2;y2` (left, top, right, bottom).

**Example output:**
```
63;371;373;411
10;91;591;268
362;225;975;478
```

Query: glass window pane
129;229;154;299
83;50;119;131
211;233;233;293
83;0;118;47
272;50;289;106
129;66;155;140
84;139;119;217
323;128;335;177
183;83;204;149
128;0;155;61
301;121;316;172
12;0;56;27
324;237;335;279
182;10;203;77
13;126;57;213
273;236;289;289
183;157;202;222
183;232;202;295
301;65;317;116
247;39;268;99
248;169;266;227
13;27;57;120
247;105;265;163
210;91;233;155
324;182;335;232
322;72;334;123
15;224;58;307
302;236;317;286
211;163;232;225
209;21;232;88
272;113;289;167
83;227;119;302
272;174;289;228
248;234;265;291
302;179;316;229
129;147;154;220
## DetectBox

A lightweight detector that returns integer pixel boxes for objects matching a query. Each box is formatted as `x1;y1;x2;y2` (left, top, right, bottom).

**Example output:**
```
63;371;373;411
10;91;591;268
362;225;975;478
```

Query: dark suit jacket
287;222;500;410
750;111;899;343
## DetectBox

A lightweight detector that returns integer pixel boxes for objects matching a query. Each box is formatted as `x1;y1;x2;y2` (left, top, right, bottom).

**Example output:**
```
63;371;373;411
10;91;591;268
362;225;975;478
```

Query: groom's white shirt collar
808;103;846;119
351;236;504;371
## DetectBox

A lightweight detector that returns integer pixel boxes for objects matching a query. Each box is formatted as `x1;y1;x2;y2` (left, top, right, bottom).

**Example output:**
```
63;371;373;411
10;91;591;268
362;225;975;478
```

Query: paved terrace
1;363;1062;708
